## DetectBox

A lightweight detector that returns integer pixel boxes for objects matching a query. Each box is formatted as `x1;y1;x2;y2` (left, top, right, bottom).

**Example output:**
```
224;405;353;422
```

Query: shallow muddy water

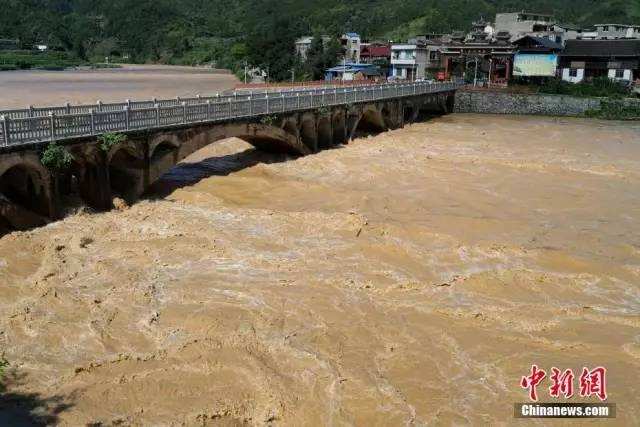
0;114;639;425
0;65;238;109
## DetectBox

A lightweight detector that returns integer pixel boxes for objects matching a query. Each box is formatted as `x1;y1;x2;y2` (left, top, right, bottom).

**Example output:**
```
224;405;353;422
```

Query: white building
341;33;361;63
594;24;640;40
390;43;428;80
495;11;556;41
295;35;332;60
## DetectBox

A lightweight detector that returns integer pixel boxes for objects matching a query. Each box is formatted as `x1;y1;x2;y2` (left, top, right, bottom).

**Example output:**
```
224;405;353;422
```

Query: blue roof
326;63;376;72
345;32;359;37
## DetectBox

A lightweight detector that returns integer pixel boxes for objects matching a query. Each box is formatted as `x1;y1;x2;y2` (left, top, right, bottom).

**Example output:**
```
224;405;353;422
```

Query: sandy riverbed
0;114;639;425
0;65;239;109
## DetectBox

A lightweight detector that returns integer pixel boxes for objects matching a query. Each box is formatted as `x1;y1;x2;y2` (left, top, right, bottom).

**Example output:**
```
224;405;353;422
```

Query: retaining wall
454;90;640;117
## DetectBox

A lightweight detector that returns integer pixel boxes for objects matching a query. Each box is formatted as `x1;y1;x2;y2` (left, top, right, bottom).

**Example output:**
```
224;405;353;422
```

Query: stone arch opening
332;113;346;145
57;158;86;213
109;147;145;203
403;104;417;123
317;116;332;150
151;140;179;162
300;119;317;152
0;164;50;230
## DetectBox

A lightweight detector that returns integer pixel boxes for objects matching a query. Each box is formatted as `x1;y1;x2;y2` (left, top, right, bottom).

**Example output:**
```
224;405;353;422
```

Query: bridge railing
0;81;456;147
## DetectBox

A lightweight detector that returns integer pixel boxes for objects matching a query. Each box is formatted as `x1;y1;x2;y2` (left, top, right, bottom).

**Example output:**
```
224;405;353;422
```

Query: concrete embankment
454;89;640;117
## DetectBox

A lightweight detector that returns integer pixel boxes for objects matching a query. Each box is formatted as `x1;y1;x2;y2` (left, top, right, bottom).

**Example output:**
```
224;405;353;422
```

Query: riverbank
0;114;639;425
0;65;238;109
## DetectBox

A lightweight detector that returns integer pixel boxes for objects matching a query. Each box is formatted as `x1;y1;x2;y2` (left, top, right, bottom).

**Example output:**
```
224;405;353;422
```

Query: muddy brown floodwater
0;65;239;108
1;114;640;425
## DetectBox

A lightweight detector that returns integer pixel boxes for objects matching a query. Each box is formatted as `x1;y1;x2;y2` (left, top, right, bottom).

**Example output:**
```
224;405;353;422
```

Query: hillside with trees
0;0;638;79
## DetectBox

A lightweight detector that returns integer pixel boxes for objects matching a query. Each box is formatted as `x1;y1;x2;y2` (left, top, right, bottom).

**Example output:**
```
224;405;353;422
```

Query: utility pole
291;68;295;83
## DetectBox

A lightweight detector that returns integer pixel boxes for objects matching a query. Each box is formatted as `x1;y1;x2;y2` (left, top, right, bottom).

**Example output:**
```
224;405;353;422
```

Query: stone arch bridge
0;82;456;230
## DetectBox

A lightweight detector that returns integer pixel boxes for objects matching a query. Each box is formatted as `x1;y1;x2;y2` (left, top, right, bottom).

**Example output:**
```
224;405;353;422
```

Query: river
0;111;639;424
0;64;238;108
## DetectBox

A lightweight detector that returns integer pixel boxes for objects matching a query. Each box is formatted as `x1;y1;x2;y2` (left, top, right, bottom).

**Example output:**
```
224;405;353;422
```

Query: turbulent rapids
0;114;639;425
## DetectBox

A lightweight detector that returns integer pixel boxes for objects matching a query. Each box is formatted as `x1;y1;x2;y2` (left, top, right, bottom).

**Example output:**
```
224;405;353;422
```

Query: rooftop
513;35;563;51
594;24;640;28
561;39;640;57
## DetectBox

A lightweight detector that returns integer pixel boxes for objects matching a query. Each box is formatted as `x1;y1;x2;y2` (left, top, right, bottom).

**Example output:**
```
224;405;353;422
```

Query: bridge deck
0;82;455;148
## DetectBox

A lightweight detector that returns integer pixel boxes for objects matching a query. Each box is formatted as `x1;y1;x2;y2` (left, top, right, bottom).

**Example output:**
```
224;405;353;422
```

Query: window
569;68;578;77
615;69;624;78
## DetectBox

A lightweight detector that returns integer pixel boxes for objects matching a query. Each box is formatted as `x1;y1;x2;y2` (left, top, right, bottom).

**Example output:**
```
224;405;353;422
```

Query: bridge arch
0;157;52;230
144;122;311;191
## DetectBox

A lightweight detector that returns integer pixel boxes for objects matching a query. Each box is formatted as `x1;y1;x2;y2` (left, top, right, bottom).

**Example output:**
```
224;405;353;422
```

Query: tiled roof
561;39;640;57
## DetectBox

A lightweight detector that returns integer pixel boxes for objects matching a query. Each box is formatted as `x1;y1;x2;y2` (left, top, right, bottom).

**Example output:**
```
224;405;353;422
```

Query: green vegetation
260;115;277;126
98;132;127;152
41;142;73;171
0;50;85;71
0;0;638;79
585;100;640;119
540;77;632;99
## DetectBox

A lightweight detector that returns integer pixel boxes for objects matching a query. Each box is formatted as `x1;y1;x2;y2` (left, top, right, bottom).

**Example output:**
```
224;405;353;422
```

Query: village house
494;11;558;41
559;39;640;83
295;35;331;60
360;42;392;77
341;33;362;63
390;42;429;80
437;19;514;84
324;63;380;81
594;24;640;40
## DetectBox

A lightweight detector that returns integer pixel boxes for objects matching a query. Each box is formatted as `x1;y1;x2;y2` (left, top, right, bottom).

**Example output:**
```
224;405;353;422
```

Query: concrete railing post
297;93;300;109
265;93;269;114
281;93;285;112
90;109;96;134
248;95;253;115
206;100;211;120
1;115;10;146
322;90;325;106
182;102;187;123
49;112;56;142
155;104;160;127
124;106;130;130
97;100;102;112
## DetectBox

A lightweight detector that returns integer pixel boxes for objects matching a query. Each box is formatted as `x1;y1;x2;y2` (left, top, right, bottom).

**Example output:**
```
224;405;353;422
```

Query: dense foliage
0;0;638;79
540;77;632;98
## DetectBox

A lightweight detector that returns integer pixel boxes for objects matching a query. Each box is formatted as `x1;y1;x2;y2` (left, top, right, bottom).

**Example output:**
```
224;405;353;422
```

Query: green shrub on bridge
259;115;277;126
41;142;73;172
98;132;127;152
